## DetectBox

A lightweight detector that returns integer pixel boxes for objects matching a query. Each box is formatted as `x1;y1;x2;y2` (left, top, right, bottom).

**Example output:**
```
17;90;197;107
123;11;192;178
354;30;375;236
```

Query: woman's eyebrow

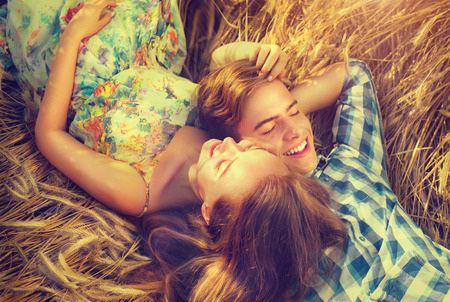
253;100;298;132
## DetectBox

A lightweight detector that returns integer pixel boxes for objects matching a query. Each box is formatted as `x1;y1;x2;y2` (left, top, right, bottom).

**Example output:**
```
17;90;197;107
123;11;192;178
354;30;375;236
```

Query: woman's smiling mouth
210;141;222;157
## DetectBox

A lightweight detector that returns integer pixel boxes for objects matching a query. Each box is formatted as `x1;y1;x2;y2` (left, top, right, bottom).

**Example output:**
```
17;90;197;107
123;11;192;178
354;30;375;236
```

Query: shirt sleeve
363;251;450;302
332;59;387;175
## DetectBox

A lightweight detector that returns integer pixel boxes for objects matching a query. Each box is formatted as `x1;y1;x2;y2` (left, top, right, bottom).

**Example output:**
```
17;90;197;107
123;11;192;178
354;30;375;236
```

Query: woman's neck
147;126;210;212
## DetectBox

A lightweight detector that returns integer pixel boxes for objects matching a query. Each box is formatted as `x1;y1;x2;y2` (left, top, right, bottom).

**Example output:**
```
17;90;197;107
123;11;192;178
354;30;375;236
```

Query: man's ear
201;203;210;225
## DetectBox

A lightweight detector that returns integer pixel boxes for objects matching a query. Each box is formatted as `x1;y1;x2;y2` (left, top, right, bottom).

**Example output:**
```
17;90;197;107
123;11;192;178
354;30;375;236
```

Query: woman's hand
211;42;287;81
65;0;117;41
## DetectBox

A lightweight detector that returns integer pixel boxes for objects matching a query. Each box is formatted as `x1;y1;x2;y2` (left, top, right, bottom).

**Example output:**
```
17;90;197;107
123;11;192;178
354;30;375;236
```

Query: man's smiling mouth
284;139;308;156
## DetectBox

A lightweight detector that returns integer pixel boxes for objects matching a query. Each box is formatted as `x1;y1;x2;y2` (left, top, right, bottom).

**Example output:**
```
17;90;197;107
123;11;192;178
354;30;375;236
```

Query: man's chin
282;156;318;175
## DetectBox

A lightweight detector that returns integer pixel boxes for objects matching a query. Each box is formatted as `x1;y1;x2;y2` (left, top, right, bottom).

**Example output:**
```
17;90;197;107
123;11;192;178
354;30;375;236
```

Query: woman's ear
201;203;210;225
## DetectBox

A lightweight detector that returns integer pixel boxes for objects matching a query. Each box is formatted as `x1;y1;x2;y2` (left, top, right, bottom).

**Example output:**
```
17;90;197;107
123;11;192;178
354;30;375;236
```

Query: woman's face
236;80;318;175
193;137;288;221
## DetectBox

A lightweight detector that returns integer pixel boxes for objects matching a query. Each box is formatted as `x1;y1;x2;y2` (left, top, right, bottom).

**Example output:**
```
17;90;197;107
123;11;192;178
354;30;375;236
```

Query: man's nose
283;119;304;141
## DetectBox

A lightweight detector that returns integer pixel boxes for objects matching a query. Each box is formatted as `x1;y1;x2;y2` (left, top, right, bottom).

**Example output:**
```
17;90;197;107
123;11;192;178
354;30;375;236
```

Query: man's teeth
285;140;307;156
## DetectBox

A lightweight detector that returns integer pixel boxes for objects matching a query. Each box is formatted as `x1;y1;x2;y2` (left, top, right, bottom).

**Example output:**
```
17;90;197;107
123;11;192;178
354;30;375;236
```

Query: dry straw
1;0;449;300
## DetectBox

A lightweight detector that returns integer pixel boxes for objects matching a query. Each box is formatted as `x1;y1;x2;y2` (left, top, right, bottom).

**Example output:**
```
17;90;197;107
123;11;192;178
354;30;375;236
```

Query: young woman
27;0;288;218
197;48;450;300
5;0;348;300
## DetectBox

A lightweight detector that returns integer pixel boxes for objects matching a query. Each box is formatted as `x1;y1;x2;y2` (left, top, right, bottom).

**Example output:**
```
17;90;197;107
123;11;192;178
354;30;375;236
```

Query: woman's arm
290;62;347;115
35;0;147;216
210;42;287;80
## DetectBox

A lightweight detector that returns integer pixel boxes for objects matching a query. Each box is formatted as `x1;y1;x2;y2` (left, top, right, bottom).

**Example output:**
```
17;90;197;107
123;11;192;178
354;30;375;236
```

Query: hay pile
0;0;448;300
0;74;155;301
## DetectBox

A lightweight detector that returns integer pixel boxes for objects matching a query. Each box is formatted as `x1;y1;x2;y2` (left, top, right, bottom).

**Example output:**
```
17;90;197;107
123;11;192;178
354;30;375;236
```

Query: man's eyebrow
253;99;298;132
254;116;278;131
288;99;298;110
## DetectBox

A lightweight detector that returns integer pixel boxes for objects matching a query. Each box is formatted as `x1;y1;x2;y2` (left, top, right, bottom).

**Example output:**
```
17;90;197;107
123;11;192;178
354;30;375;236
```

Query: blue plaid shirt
304;60;450;301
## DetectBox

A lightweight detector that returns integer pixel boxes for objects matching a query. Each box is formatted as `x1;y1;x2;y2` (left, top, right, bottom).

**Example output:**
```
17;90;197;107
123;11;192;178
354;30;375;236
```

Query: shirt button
359;236;366;241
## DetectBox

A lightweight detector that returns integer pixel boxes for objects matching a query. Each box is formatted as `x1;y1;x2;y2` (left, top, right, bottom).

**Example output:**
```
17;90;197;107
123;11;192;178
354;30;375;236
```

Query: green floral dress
4;0;197;184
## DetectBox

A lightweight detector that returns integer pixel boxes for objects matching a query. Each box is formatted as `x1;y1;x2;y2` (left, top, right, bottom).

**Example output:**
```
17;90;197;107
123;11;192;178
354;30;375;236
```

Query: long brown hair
197;60;269;140
138;171;347;301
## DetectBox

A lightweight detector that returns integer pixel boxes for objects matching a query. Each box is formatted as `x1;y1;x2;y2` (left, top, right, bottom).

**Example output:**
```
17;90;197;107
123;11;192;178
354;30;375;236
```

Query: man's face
237;80;318;174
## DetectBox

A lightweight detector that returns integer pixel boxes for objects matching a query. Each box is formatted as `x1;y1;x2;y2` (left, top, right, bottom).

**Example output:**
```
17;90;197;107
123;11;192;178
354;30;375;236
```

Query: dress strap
137;182;150;217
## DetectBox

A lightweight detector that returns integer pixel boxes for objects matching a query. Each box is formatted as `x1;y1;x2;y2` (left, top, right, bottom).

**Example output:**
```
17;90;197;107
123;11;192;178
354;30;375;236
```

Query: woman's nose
220;137;239;155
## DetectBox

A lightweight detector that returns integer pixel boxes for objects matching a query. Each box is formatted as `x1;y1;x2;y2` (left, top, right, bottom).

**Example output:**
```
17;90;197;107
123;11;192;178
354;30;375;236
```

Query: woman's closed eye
216;159;226;170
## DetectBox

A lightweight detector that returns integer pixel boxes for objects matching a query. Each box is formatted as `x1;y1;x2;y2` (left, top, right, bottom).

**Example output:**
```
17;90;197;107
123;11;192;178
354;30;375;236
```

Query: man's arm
290;62;347;115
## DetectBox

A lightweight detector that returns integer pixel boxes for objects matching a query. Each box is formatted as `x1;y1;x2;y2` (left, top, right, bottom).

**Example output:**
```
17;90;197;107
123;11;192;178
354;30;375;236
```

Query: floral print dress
3;0;197;184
